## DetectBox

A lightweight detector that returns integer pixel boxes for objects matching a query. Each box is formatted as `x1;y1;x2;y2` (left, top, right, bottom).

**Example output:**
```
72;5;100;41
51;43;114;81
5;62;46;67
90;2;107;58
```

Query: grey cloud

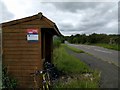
60;23;74;29
0;1;14;23
118;1;120;22
60;15;111;33
81;3;117;22
0;1;117;35
51;2;101;12
52;2;117;35
51;2;115;13
60;18;111;34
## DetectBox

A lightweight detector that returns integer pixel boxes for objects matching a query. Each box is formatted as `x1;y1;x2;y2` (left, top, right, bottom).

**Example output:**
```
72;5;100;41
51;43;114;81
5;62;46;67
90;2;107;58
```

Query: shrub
2;66;18;89
53;36;61;48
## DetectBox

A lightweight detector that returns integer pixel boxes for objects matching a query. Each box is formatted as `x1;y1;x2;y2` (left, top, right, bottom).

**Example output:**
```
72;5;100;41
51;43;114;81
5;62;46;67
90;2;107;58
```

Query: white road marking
94;49;112;54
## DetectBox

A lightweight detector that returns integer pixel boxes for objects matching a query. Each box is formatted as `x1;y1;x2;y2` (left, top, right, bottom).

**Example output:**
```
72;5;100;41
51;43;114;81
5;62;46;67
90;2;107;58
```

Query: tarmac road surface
66;44;119;88
68;44;119;66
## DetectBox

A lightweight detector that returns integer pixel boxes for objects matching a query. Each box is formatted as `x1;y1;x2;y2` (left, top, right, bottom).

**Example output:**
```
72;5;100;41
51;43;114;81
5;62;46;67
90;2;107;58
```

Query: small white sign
27;34;39;41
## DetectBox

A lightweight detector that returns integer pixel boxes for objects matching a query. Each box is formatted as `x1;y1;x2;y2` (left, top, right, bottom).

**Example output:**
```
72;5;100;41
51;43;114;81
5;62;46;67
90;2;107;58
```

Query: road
68;44;119;66
66;44;119;88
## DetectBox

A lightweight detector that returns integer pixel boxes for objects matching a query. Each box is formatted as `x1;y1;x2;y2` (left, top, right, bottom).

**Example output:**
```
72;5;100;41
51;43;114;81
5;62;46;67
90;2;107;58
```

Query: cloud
51;2;99;12
118;1;120;22
50;2;118;35
0;1;118;35
0;0;14;23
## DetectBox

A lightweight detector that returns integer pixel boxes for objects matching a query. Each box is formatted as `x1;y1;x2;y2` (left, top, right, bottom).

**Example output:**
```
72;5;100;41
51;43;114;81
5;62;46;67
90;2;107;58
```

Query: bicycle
30;63;54;90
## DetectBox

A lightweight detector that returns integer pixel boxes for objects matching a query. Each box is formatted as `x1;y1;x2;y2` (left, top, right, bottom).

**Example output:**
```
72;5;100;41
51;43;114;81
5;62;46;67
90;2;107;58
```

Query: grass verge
63;44;84;53
53;45;89;74
94;43;120;51
53;45;100;88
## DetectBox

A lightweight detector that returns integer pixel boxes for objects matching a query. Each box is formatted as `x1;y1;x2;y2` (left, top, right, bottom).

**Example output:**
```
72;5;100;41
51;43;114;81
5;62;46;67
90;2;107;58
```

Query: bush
53;36;61;48
2;66;18;89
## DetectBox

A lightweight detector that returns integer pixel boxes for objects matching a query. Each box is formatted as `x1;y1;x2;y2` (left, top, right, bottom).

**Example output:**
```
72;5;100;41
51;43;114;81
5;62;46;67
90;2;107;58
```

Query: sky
0;0;119;36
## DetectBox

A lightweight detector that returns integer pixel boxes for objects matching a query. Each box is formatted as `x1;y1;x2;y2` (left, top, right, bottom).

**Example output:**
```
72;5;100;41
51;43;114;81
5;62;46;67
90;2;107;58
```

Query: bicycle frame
42;73;50;90
42;68;53;90
30;67;54;90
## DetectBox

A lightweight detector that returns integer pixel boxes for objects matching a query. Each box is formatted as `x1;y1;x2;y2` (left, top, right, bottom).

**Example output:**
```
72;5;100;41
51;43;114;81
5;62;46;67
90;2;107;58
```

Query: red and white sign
27;29;39;42
27;29;38;34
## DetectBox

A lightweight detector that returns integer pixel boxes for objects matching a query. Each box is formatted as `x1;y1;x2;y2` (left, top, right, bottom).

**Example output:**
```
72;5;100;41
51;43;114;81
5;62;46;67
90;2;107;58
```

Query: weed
53;45;100;88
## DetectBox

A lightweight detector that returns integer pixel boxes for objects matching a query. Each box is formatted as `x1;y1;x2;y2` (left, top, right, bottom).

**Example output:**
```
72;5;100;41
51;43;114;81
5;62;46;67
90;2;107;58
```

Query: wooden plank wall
2;18;45;88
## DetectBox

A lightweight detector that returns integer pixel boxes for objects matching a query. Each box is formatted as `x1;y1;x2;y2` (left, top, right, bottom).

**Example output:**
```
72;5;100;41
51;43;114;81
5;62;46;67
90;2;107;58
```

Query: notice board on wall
27;29;39;42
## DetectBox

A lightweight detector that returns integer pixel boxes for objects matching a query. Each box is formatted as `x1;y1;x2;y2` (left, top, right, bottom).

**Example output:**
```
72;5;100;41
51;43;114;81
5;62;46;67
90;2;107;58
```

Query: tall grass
54;79;98;88
53;45;89;74
53;45;100;88
53;36;61;48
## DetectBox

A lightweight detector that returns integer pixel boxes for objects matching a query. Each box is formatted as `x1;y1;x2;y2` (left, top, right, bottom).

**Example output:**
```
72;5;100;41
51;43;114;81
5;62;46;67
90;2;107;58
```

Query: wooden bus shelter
1;12;61;88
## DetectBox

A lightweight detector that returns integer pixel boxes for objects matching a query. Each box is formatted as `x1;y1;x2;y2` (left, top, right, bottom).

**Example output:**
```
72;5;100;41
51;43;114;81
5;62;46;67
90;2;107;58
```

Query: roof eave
1;12;62;36
54;24;62;36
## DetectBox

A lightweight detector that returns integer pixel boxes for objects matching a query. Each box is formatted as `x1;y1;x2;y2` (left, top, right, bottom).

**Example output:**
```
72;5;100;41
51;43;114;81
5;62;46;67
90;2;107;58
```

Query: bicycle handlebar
30;67;55;76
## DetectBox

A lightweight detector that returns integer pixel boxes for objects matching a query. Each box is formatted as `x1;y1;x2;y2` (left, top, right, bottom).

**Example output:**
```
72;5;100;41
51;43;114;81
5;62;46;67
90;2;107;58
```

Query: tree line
59;33;120;45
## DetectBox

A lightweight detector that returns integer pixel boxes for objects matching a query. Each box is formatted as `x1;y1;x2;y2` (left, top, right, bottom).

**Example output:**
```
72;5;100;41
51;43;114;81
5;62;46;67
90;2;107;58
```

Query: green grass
94;43;120;51
53;70;100;88
53;45;100;88
63;44;84;53
54;78;98;88
53;45;89;74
